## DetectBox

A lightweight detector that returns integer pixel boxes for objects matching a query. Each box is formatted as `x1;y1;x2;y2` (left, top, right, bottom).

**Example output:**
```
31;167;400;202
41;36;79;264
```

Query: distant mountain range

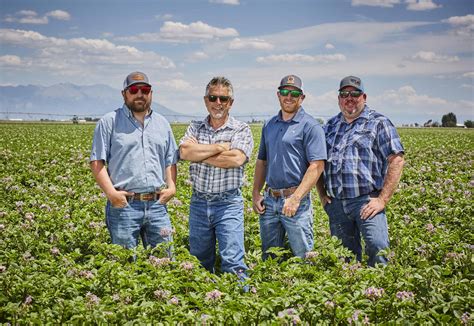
0;83;189;122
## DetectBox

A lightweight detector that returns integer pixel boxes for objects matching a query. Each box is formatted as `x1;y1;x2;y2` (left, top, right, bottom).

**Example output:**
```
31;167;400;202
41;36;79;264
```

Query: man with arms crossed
179;76;253;277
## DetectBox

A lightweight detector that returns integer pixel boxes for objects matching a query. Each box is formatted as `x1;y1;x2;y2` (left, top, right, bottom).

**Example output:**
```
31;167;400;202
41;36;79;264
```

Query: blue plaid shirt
180;116;254;194
324;106;404;199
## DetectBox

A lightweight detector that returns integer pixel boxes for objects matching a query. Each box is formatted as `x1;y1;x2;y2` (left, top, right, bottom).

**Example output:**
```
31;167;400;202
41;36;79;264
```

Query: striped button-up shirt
180;116;254;194
324;106;404;199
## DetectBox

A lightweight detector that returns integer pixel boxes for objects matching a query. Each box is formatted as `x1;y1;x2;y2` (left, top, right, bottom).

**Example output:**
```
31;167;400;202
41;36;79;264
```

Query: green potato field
0;123;472;324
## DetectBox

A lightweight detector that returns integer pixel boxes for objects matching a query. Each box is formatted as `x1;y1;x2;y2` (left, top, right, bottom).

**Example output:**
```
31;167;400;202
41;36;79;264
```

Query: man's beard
127;98;150;113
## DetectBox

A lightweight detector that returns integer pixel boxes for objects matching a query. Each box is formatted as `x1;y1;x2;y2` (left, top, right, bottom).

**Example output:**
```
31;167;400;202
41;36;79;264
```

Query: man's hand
183;136;198;144
360;197;385;219
158;186;176;204
319;193;332;207
108;189;133;208
216;142;231;152
282;196;301;217
252;193;265;214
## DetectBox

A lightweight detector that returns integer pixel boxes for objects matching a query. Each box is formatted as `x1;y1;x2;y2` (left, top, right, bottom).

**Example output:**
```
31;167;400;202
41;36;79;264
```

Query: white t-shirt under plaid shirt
180;116;254;194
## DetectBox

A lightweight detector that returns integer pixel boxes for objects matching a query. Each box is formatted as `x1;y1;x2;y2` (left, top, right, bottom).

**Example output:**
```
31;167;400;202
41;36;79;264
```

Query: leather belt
266;186;298;198
128;192;159;201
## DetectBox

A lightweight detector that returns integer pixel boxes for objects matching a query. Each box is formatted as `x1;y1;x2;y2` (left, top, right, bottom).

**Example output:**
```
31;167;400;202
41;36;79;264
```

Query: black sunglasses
207;95;231;103
339;90;363;98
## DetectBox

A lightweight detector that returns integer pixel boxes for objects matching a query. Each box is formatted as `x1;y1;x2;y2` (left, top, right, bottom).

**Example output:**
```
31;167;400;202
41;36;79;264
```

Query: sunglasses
279;89;303;98
339;90;363;98
207;95;231;103
127;85;152;95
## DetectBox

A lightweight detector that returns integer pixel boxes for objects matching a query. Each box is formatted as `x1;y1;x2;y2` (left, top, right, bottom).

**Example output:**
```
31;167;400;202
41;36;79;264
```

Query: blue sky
0;0;473;124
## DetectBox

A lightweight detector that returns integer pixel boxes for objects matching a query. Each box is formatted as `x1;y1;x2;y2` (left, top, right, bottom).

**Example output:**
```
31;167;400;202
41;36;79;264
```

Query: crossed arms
179;136;247;168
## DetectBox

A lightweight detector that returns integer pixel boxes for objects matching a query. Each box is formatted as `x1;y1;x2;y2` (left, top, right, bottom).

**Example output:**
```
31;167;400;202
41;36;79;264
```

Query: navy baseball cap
123;71;151;90
339;76;364;92
278;75;303;92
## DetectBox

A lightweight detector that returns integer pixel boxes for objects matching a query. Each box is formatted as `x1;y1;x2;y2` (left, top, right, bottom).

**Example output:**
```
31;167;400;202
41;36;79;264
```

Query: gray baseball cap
339;75;364;92
123;71;151;90
278;75;303;92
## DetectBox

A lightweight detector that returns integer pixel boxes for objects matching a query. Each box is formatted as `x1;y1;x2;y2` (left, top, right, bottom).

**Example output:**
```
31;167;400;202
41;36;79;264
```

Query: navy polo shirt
257;107;327;189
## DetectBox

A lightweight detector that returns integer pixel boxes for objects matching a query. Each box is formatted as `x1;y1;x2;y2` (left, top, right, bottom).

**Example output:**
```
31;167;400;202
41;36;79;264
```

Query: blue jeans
189;189;247;274
259;192;314;260
105;199;173;252
323;195;389;266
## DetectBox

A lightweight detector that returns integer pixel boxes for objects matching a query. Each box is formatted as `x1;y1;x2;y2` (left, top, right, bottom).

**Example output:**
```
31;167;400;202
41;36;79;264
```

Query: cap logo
131;74;145;81
350;78;360;85
287;76;295;84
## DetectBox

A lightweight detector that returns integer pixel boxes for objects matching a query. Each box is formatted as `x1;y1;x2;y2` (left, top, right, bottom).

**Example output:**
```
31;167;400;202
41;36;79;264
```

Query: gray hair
205;76;234;98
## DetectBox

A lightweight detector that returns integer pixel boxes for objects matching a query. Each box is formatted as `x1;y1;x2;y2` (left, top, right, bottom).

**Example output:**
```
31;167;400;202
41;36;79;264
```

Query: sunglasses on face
339;90;363;98
279;89;303;98
207;95;231;103
127;85;152;95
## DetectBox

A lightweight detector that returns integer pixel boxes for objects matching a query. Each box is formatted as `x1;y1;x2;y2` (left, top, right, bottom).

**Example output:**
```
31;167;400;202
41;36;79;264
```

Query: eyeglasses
207;95;231;103
127;85;152;95
279;89;303;98
339;90;363;98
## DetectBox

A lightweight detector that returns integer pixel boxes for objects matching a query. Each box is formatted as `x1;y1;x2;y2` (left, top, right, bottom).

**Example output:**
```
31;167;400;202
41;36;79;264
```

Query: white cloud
442;15;474;36
0;55;23;66
325;43;335;49
351;0;401;8
405;0;442;11
18;16;49;25
461;84;474;89
160;21;238;40
160;79;195;91
117;21;238;43
187;51;210;62
209;0;240;5
0;29;175;72
369;85;474;121
462;72;474;78
256;53;346;64
228;38;274;50
17;10;37;16
3;9;71;24
46;10;71;21
411;51;459;63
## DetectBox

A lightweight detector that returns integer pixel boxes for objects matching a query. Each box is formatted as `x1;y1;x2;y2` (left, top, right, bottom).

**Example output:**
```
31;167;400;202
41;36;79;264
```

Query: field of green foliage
0;123;472;324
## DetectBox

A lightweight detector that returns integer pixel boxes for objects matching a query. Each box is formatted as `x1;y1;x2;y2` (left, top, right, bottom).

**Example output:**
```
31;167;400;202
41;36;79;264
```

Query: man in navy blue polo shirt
90;71;178;253
316;75;404;266
252;75;326;260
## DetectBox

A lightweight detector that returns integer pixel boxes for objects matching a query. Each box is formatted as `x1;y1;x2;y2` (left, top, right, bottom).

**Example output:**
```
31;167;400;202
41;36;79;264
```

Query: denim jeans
105;199;173;252
189;189;247;274
259;192;314;260
323;195;389;266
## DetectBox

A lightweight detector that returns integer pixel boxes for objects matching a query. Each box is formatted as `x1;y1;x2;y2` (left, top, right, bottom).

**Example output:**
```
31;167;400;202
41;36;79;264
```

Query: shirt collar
276;106;305;123
200;115;237;131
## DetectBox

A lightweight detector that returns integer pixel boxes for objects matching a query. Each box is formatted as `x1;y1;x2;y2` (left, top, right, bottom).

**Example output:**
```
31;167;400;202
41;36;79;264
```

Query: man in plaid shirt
179;76;253;278
316;76;404;266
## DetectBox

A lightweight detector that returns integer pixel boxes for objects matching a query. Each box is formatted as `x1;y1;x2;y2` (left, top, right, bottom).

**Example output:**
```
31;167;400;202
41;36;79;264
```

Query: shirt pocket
349;129;375;150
